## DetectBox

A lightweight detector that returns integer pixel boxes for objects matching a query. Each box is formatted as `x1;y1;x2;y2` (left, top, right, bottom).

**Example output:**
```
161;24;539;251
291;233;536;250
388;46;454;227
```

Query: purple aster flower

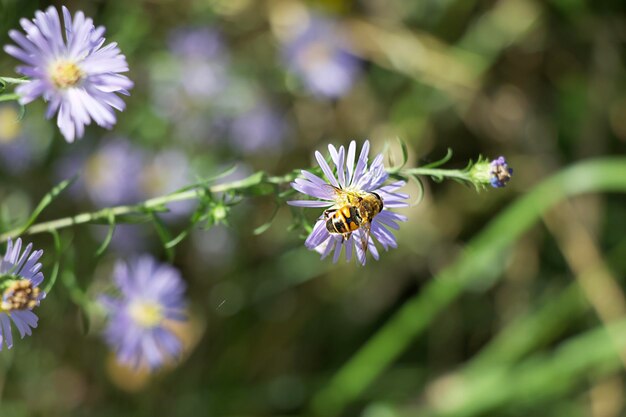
100;256;187;370
283;15;361;98
230;103;289;154
489;156;513;188
0;238;45;350
4;6;133;142
288;140;408;265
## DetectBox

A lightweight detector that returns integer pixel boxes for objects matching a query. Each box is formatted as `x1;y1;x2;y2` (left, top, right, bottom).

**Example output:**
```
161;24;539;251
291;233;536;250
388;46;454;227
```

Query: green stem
404;167;470;182
0;93;21;103
0;164;468;243
0;77;29;85
0;172;294;243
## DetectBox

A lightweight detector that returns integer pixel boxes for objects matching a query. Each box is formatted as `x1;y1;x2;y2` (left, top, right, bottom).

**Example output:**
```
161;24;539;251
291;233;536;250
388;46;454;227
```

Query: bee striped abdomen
326;205;362;234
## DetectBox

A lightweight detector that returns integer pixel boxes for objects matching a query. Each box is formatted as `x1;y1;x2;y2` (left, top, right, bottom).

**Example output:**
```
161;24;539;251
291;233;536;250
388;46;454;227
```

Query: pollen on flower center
1;279;40;311
49;60;84;89
129;300;164;328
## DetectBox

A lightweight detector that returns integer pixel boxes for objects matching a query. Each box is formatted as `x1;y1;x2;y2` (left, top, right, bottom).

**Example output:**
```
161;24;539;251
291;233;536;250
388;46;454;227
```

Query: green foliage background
0;0;625;416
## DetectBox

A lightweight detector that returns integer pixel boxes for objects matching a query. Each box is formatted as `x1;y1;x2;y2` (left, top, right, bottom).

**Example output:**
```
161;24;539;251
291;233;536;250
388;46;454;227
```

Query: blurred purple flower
0;105;35;173
0;238;45;350
100;255;186;370
167;27;229;100
230;104;289;154
288;140;408;265
4;6;133;142
140;149;195;216
283;15;361;98
56;139;144;207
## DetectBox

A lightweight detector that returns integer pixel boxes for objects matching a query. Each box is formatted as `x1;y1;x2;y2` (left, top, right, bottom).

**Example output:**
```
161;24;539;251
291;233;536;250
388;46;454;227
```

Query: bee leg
323;208;337;219
341;232;351;243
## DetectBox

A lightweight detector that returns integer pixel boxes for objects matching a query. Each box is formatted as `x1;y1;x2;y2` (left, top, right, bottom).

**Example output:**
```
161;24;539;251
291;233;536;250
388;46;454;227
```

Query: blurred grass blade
428;319;626;417
311;157;626;417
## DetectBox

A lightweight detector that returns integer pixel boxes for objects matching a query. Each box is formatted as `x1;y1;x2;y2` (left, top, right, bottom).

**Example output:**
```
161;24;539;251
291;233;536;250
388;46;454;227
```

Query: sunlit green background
1;0;625;416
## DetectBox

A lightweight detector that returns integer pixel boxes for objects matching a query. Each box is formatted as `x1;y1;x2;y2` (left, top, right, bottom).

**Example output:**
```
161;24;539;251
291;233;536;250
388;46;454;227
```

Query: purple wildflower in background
83;139;144;206
0;105;35;174
230;103;289;154
4;6;133;142
489;156;513;188
288;141;408;265
140;149;195;217
100;256;186;370
283;15;361;98
0;239;45;350
167;27;229;100
55;138;144;207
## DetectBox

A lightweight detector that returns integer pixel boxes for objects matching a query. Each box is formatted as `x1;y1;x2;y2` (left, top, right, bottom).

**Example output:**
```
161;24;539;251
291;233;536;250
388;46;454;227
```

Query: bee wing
360;222;372;257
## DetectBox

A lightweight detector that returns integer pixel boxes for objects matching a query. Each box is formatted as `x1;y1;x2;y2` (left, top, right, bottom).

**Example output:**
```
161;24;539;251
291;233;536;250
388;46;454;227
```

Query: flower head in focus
4;6;133;142
288;141;408;265
100;256;187;370
0;239;45;350
282;15;361;98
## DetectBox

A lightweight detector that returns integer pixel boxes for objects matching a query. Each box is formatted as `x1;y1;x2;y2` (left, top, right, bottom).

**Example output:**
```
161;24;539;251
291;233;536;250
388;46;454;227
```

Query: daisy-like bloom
282;15;361;98
3;6;133;142
0;239;45;350
100;256;187;370
288;140;409;265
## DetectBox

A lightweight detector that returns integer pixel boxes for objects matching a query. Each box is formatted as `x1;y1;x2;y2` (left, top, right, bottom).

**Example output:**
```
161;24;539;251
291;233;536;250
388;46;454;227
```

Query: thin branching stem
0;166;472;243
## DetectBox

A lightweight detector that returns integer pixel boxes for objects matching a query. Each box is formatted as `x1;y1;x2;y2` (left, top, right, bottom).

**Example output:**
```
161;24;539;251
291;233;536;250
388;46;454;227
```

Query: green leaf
173;164;239;194
408;174;425;207
43;230;62;293
421;148;453;169
16;176;77;236
149;212;174;262
95;211;116;257
165;201;208;249
253;203;281;236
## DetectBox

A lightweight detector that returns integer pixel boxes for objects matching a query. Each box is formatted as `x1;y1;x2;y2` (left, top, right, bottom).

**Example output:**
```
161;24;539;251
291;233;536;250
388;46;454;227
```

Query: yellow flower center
129;300;164;328
0;279;40;312
49;60;84;89
0;107;22;143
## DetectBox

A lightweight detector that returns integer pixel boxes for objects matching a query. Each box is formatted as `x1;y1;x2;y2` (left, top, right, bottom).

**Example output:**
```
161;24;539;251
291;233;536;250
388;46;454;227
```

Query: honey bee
323;185;384;253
